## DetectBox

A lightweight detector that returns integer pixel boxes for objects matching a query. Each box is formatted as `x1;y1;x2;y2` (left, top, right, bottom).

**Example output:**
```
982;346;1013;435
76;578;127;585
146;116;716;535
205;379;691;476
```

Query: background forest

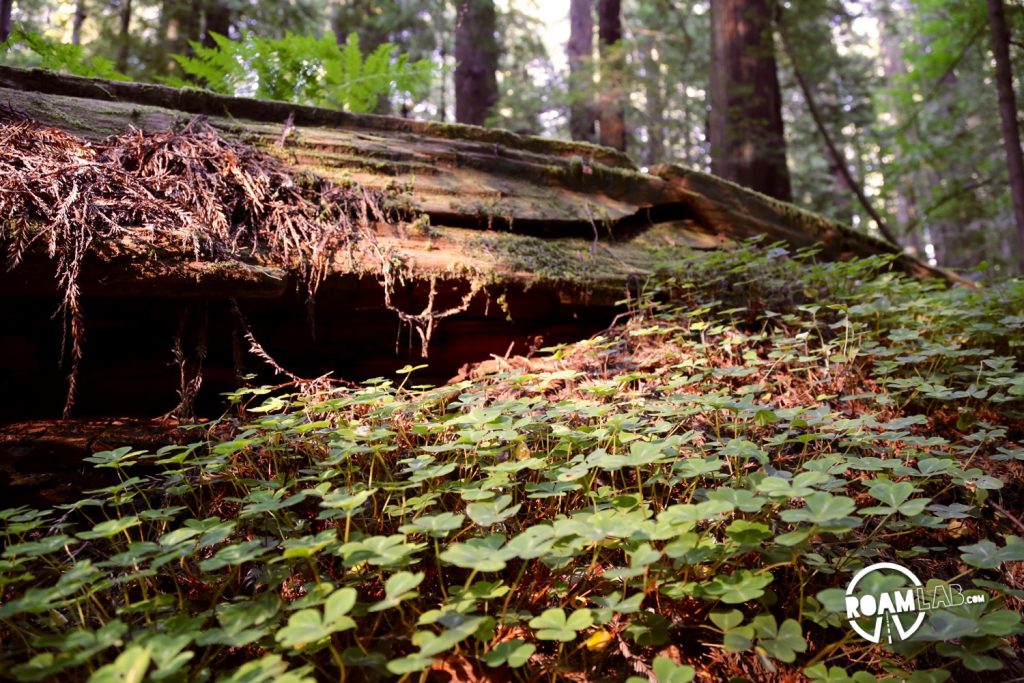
1;0;1023;276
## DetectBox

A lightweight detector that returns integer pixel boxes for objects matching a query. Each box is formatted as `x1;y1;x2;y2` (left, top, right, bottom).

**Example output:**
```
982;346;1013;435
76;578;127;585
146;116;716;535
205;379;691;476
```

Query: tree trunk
0;64;970;425
597;0;626;151
116;0;132;73
708;0;791;201
71;0;87;45
454;0;499;126
880;18;919;251
567;0;596;143
202;0;231;46
0;0;10;43
438;38;449;122
986;0;1024;272
643;40;665;166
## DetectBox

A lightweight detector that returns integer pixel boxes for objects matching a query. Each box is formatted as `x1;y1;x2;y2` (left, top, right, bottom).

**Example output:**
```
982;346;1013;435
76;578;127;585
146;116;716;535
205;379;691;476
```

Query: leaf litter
0;118;389;415
5;246;1020;680
2;122;1024;681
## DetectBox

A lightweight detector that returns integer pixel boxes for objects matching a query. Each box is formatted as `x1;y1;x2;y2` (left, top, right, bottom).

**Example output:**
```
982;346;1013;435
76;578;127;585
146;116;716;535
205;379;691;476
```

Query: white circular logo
845;562;926;644
843;562;986;644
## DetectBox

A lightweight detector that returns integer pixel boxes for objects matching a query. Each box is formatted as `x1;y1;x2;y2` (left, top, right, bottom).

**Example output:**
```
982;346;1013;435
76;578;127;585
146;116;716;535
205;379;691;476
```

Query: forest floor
2;241;1024;682
2;117;1024;682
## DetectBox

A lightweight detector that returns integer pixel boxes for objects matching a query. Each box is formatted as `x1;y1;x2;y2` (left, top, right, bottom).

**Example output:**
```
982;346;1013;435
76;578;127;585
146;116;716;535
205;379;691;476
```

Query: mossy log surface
0;65;962;303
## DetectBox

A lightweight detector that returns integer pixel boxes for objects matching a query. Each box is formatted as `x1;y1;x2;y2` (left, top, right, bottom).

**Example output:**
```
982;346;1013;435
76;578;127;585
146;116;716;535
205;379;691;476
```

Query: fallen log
0;417;196;506
0;65;959;293
0;66;966;423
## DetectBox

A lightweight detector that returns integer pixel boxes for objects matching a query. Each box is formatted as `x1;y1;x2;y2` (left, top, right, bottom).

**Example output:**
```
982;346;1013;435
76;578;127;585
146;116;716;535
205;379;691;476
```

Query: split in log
0;66;968;431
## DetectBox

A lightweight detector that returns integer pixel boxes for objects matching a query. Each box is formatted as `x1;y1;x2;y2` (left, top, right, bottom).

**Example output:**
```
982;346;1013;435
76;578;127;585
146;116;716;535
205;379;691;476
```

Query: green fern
168;31;432;113
0;28;430;114
0;28;128;81
166;31;255;95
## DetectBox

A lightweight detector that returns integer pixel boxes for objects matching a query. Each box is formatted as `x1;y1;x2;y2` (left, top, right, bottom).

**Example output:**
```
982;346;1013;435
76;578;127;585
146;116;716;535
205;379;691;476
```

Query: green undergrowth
3;243;1024;682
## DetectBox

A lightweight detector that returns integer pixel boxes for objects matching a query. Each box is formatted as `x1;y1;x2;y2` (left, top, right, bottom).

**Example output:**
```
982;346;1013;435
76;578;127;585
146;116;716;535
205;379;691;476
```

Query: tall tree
641;36;665;165
597;0;625;151
986;0;1024;271
708;0;791;201
567;0;595;143
880;13;919;250
454;0;499;126
202;0;232;46
0;0;10;43
71;0;87;45
116;0;132;72
0;1;10;42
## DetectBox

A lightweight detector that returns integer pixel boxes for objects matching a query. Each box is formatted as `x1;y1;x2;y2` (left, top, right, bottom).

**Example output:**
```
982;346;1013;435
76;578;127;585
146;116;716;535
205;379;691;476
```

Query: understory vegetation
2;245;1023;681
0;28;433;114
165;31;433;112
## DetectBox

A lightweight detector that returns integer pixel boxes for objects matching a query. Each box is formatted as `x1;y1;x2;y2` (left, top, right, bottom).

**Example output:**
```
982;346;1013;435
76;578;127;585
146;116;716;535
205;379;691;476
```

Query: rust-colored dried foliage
0;119;387;415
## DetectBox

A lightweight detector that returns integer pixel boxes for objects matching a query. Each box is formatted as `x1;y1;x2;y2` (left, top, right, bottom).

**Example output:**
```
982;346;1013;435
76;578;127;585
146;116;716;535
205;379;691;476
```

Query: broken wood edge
652;164;975;288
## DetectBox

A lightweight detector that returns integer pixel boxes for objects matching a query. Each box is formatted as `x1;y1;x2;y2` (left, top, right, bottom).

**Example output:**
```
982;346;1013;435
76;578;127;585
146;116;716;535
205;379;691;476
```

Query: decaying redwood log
0;65;960;293
0;66;966;425
0;418;196;506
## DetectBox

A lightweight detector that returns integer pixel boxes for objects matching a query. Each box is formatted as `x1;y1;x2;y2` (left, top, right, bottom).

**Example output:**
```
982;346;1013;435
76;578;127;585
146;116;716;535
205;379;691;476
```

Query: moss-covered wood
0;64;964;308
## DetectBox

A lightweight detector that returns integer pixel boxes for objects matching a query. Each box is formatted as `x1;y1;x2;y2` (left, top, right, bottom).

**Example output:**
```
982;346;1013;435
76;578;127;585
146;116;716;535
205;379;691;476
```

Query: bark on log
0;66;973;429
0;64;965;305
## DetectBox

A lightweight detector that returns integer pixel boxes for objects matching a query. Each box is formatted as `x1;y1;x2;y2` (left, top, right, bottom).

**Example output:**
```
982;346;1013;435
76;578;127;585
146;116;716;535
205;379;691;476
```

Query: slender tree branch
991;500;1024;536
777;29;901;246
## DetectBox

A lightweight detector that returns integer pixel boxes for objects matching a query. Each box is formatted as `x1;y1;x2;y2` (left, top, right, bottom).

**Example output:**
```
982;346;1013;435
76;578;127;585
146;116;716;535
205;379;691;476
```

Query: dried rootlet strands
0;118;387;416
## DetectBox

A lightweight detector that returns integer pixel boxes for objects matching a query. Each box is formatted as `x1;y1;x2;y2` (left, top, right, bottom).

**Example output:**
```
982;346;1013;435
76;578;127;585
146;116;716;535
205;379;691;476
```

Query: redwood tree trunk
643;39;665;165
567;0;596;143
71;0;87;45
708;0;791;201
116;0;132;73
454;0;499;126
597;0;626;151
202;0;231;46
987;0;1024;272
880;18;919;251
0;0;11;43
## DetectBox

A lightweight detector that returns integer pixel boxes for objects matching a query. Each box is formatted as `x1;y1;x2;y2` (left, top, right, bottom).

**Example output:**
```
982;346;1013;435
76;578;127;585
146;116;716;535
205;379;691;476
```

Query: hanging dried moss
0;118;391;415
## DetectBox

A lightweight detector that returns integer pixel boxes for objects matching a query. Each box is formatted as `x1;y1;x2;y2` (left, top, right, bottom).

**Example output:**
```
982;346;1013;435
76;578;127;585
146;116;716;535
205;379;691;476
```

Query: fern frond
2;28;129;81
166;30;431;113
